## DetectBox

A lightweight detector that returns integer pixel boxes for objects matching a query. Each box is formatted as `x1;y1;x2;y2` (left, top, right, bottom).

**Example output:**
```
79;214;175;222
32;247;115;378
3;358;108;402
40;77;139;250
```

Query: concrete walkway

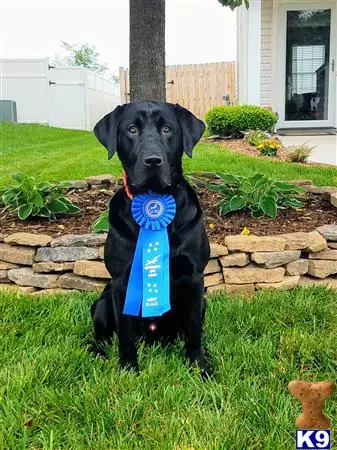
278;135;337;166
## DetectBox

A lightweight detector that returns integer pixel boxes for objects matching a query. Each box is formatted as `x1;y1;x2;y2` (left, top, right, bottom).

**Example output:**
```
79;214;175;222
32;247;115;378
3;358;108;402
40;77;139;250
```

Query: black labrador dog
90;101;210;377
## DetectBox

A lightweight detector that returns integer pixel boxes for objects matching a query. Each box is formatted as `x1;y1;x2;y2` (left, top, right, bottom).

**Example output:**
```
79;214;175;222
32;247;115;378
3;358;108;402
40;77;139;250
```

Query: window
291;45;325;95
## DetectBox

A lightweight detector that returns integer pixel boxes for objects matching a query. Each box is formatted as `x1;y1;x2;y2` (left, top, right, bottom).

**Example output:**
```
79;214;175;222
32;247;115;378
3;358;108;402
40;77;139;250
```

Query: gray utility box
0;100;17;122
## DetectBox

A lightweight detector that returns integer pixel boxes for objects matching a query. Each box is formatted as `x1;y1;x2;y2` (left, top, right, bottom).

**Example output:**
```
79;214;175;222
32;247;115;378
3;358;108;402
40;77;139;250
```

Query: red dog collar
122;170;134;200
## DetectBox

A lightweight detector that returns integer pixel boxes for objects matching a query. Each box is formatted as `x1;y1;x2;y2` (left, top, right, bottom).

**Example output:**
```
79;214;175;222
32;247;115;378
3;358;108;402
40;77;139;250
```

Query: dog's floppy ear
173;104;205;158
93;105;122;159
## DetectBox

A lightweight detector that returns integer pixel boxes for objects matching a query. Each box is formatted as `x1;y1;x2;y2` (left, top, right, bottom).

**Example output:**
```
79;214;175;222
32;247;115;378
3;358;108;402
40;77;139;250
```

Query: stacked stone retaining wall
1;225;337;296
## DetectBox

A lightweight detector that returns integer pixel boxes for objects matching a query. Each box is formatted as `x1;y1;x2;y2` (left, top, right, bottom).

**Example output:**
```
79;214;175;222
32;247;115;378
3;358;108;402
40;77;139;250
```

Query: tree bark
129;0;166;102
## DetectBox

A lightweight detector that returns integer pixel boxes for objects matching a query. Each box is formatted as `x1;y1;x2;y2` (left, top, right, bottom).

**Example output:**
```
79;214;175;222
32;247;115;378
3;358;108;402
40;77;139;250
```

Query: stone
299;276;337;289
207;283;255;295
50;234;107;247
305;231;328;253
74;260;110;279
98;246;105;259
289;180;313;186
209;242;228;257
32;262;74;273
0;270;9;281
0;269;7;278
316;225;337;242
303;186;337;196
204;272;223;288
8;268;59;288
220;253;249;267
32;288;75;296
0;284;37;293
328;243;337;249
36;246;98;262
331;193;337;208
4;232;52;247
57;273;106;291
86;174;115;186
256;275;300;291
0;233;5;242
307;260;337;279
204;259;220;275
308;249;337;260
280;232;309;250
285;259;309;276
117;177;124;186
225;235;285;253
223;265;285;284
67;180;88;189
0;261;19;270
0;244;35;265
251;250;300;268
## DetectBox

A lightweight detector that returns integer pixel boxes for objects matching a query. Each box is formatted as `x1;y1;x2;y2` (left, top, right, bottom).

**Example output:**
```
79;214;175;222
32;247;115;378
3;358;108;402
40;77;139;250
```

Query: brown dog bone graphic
288;380;335;429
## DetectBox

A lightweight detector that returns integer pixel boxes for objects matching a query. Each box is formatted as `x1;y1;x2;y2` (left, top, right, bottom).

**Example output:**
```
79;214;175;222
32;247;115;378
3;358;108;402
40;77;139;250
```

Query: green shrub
92;209;109;233
0;172;80;220
245;130;270;147
205;105;277;137
256;138;281;157
286;144;314;163
189;172;304;219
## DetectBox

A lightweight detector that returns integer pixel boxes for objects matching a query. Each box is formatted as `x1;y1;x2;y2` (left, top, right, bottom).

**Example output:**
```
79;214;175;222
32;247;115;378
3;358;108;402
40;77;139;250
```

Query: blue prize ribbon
123;192;176;317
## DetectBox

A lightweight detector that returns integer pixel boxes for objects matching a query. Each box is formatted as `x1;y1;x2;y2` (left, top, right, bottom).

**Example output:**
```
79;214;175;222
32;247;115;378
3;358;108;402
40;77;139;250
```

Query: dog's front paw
85;337;109;360
120;358;140;374
187;350;212;380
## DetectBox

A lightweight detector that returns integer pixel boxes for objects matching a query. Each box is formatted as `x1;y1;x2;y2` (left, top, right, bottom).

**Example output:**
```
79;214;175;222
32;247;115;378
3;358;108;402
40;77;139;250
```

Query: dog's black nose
144;155;163;167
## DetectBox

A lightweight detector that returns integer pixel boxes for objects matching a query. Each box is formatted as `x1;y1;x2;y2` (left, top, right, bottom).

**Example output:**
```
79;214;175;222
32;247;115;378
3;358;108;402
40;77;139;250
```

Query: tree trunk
129;0;166;102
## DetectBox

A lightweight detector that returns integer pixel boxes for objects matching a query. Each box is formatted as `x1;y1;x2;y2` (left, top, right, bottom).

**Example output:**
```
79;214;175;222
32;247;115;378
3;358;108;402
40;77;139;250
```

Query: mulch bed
211;137;288;161
199;189;337;244
1;186;337;243
203;137;333;168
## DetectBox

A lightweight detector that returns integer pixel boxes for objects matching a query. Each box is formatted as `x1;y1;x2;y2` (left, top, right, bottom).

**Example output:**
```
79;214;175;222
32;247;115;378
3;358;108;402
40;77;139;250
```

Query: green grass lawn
1;122;336;187
1;287;337;449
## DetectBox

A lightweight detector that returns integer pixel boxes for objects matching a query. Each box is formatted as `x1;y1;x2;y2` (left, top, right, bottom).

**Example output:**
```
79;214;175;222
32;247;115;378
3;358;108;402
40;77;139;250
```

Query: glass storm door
279;6;335;127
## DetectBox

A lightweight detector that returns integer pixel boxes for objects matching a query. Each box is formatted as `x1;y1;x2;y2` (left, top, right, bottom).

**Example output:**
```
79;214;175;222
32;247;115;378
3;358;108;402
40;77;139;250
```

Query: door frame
277;1;336;128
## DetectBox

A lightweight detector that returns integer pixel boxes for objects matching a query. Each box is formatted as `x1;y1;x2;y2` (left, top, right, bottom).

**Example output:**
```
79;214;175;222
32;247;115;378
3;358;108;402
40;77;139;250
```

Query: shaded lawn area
1;122;337;187
1;287;337;449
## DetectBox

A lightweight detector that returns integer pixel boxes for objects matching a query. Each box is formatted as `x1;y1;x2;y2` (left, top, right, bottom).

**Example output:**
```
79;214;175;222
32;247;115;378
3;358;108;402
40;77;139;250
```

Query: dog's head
93;101;205;194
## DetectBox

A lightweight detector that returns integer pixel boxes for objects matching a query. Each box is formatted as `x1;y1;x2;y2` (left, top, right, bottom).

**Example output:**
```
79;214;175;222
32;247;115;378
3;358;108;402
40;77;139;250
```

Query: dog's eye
128;125;138;135
161;125;171;134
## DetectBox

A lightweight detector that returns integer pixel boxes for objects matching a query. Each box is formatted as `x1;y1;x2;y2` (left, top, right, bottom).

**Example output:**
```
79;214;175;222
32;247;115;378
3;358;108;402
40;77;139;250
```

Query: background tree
53;41;119;81
129;0;166;102
217;0;249;9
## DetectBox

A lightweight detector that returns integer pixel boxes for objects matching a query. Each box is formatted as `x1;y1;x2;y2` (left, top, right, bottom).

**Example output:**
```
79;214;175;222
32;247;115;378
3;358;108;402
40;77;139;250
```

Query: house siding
260;0;273;106
236;6;248;104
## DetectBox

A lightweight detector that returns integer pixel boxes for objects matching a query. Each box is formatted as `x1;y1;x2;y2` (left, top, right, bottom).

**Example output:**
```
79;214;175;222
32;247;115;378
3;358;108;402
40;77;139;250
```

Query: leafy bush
245;130;271;147
205;105;278;137
0;172;80;220
286;144;314;163
256;138;281;157
92;209;109;233
190;172;304;219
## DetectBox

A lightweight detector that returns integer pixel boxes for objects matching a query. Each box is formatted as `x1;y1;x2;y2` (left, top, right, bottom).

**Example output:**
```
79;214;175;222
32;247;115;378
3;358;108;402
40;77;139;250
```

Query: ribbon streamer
123;192;176;317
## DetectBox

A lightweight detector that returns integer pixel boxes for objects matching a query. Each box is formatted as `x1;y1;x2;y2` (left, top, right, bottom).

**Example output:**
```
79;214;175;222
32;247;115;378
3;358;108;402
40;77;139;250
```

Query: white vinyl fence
0;58;120;130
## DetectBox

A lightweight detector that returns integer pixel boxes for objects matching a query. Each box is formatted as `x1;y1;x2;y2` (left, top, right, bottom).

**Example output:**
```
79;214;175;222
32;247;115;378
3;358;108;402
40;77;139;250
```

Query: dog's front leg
113;292;139;373
176;281;210;378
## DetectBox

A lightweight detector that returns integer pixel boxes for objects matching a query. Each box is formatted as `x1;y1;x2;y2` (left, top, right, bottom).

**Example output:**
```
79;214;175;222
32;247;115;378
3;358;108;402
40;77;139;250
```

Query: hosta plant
189;172;305;219
245;130;271;147
257;138;281;157
0;172;80;220
92;209;109;233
